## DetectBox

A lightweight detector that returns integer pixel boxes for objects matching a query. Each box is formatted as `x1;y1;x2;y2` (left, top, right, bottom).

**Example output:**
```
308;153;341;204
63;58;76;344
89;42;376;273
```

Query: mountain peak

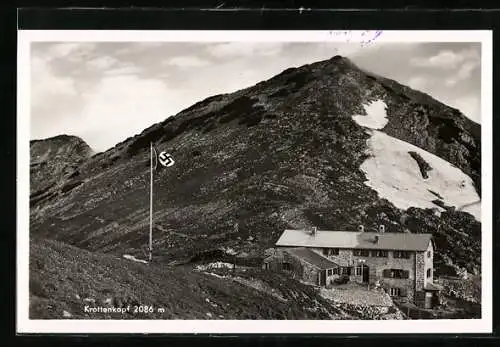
320;54;356;68
330;54;348;62
30;134;95;199
31;134;88;146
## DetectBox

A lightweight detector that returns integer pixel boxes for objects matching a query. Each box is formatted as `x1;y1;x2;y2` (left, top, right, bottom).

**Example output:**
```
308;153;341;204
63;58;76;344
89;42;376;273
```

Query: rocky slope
30;135;94;206
29;55;481;279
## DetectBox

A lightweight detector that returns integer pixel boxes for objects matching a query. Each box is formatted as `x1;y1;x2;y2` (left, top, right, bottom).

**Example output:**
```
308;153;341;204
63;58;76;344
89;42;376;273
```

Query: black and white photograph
17;30;492;334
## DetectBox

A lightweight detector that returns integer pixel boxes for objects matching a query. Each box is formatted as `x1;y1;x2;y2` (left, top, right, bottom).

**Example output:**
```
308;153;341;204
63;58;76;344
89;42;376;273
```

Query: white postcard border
17;29;493;334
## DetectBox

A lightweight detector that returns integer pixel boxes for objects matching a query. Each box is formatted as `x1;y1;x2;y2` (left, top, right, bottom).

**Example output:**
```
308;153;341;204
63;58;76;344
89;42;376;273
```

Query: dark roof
276;229;432;251
285;247;341;269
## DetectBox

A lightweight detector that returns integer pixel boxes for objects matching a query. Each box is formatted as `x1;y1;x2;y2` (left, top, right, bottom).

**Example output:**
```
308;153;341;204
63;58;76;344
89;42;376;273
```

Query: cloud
31;55;77;109
406;73;480;123
86;55;120;70
30;53;84;141
31;41;482;150
448;95;481;123
444;58;480;87
401;45;480;124
411;50;462;69
444;78;458;87
410;47;479;69
45;42;97;62
163;56;210;68
407;76;428;91
104;64;143;76
458;60;480;79
114;42;166;56
76;75;187;151
207;42;284;58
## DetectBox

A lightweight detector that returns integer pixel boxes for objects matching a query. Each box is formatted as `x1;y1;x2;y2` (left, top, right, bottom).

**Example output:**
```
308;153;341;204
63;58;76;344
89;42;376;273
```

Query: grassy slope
30;237;360;320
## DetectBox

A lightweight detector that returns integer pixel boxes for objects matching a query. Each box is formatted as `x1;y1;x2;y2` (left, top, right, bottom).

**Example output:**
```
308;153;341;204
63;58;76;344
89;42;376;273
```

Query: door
319;270;327;286
424;292;433;309
362;265;369;283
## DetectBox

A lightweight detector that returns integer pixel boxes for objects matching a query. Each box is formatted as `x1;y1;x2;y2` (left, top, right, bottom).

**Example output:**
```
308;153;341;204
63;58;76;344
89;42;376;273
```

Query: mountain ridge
47;55;479;187
112;54;480;192
29;54;481;279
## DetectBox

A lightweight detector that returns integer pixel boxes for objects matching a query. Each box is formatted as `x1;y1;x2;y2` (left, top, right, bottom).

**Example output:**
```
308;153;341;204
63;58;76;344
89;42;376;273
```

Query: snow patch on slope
360;131;481;221
123;254;148;264
351;99;481;222
352;100;388;130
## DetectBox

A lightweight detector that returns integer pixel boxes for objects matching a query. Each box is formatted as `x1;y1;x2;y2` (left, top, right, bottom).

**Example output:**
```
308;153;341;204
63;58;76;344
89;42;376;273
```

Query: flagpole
149;141;153;263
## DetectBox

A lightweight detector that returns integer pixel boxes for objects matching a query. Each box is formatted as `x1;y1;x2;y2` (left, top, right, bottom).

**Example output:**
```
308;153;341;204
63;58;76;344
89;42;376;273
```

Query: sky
30;40;481;152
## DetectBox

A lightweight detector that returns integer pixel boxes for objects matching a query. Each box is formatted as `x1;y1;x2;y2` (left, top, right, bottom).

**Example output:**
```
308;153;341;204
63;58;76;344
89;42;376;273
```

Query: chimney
311;227;317;236
358;225;364;232
379;225;385;233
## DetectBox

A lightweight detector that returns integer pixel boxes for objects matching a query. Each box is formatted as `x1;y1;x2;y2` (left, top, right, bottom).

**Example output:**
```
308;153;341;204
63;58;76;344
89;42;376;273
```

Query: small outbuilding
263;247;345;286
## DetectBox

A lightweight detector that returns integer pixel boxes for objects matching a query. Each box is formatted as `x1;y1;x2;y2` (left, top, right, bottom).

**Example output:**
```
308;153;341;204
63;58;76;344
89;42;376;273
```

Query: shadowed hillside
30;237;406;320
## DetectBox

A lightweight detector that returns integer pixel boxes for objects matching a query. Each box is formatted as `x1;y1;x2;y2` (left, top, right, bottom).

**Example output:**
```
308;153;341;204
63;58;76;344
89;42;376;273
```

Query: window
332;268;338;275
327;269;333;276
282;262;292;271
389;288;401;297
353;249;370;257
393;251;410;259
383;269;409;279
426;268;431;278
427;251;431;258
372;250;388;258
355;265;362;276
322;248;340;256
